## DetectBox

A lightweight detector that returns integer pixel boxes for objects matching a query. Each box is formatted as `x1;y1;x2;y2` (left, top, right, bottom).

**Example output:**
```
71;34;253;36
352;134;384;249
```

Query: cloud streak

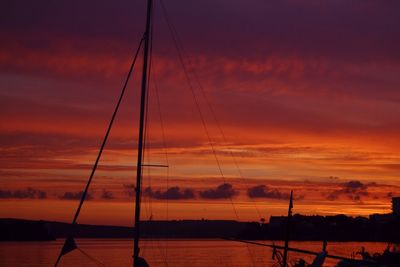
326;180;369;201
101;189;114;199
199;183;238;199
247;185;290;200
59;191;93;201
0;188;47;199
144;186;195;200
123;184;136;197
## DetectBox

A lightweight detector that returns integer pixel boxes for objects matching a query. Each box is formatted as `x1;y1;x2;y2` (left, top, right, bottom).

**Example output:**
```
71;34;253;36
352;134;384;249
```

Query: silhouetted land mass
1;213;400;242
0;218;55;241
0;218;245;240
263;213;400;242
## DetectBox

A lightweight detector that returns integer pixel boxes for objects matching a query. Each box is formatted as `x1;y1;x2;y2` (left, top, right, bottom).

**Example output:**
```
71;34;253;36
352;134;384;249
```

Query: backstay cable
159;1;257;265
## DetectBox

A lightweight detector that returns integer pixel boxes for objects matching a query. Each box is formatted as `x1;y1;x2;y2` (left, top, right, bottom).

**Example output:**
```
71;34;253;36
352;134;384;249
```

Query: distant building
269;216;286;228
393;197;400;215
369;213;394;223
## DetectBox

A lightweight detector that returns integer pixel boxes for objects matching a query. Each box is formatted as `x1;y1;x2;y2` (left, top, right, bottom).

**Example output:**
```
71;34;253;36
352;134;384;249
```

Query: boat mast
282;190;293;267
133;0;153;266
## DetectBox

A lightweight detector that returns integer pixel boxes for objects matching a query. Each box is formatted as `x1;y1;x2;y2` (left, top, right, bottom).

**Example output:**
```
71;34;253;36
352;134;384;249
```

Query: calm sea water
0;239;388;267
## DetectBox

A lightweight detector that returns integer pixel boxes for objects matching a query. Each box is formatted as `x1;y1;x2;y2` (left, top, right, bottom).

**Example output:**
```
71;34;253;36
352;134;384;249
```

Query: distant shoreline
2;215;400;242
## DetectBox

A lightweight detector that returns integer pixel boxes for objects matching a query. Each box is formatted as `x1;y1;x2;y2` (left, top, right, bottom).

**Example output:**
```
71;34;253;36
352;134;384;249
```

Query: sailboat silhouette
54;1;153;266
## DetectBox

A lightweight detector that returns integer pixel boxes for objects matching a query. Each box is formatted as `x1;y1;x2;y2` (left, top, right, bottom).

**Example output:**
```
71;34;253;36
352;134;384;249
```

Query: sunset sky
1;0;400;226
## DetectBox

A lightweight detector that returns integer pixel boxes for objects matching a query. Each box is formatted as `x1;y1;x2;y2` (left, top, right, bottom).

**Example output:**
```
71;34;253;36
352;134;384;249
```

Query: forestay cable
54;36;144;267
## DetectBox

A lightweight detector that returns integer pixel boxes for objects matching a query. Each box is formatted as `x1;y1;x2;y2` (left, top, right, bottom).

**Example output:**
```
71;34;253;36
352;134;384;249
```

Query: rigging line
57;43;145;266
158;0;214;237
150;13;169;267
190;58;263;221
160;0;262;222
143;26;152;210
148;0;156;224
159;2;256;266
152;59;170;266
132;7;155;267
158;6;259;266
147;5;169;265
71;35;145;226
77;248;107;267
157;12;255;266
142;6;169;265
133;0;153;264
160;0;261;218
53;36;144;267
141;11;153;250
159;0;240;219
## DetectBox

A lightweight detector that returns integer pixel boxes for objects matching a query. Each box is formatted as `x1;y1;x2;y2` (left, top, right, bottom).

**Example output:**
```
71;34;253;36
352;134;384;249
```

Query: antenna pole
133;0;152;266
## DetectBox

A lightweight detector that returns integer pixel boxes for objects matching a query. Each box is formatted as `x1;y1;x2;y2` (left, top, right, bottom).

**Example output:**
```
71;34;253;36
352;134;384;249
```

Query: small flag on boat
289;190;293;214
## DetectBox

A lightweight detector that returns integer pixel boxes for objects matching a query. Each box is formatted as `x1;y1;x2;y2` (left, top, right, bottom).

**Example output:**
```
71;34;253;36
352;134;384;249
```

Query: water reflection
0;239;389;267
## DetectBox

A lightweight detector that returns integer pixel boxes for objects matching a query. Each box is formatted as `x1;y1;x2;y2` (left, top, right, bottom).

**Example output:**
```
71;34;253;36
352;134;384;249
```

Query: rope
186;45;265;267
147;4;169;265
159;0;235;213
70;34;144;225
141;4;169;265
141;1;154;257
141;13;154;259
193;72;264;221
152;61;170;267
159;1;257;266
